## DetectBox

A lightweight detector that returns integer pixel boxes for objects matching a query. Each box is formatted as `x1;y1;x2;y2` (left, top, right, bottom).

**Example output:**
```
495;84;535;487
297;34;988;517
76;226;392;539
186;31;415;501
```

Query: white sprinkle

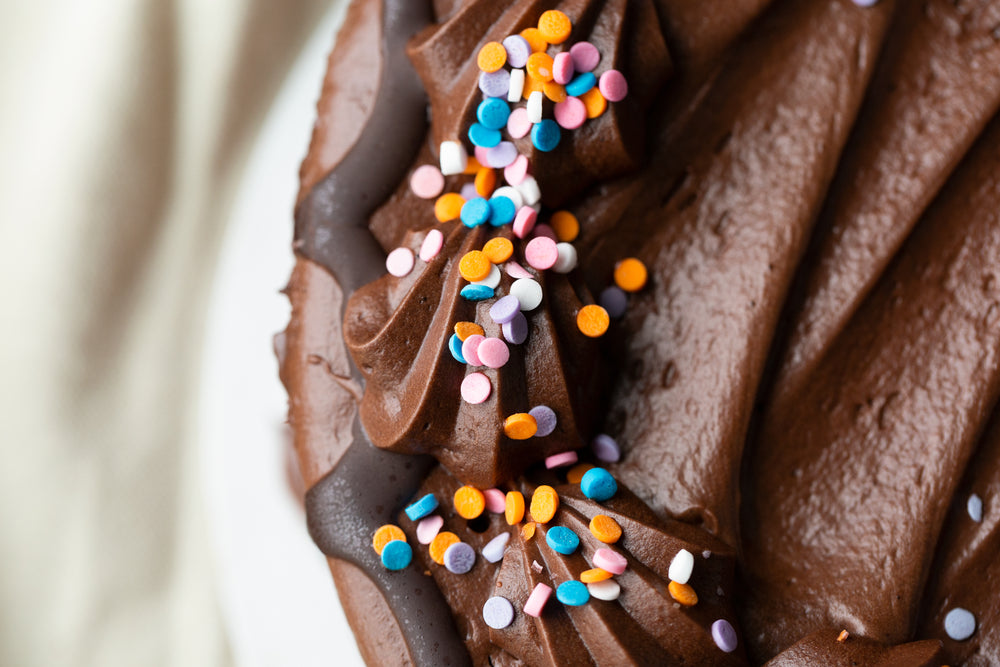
944;607;976;641
968;493;983;522
531;559;544;573
702;550;712;559
440;141;468;176
482;532;510;563
473;263;502;289
587;579;621;601
668;549;694;585
385;247;415;277
482;596;515;630
852;0;879;6
416;515;444;545
492;185;524;209
511;278;543;311
516;176;541;206
551;242;578;273
527;91;544;123
507;69;525;103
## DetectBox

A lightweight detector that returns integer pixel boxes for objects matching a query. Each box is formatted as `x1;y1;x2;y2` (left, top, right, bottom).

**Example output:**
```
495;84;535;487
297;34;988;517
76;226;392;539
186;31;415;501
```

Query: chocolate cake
278;0;1000;664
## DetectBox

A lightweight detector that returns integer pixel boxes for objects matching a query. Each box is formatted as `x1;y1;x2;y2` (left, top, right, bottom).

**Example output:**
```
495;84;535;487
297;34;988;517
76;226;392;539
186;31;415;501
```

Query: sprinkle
460;182;479;200
516;176;542;206
531;560;542;572
669;549;695;585
474;145;491;166
533;223;557;241
429;531;460;564
549;211;579;242
526;90;544;123
567;463;595;484
483;488;507;514
530;485;559;523
459;250;492;282
526;52;555;82
410;165;445;199
520;27;548;53
522;522;537;540
546;526;580;555
837;630;850;643
386;247;415;277
537;10;572;44
511;278;544;310
852;0;880;6
569;42;600;72
968;493;983;522
479;69;511;98
554;96;587;130
513;207;538;238
483;596;515;629
492;185;524;209
669;581;698;607
508;68;526;102
488;195;517;226
712;619;738;653
461;284;495;300
599;69;628;102
439;141;468;176
588;579;621;601
483;237;515;264
380;539;413;570
455;321;485;341
444;541;476;574
462;334;486;366
503;35;531;68
526;236;559;270
435;192;466;222
614;257;648;292
524;582;552;617
553;52;575;85
580;568;613;583
599;286;628;318
487;142;519;169
416;515;444;544
478;337;510;368
944;608;976;640
474;264;502;289
577;304;610;337
505;259;534;279
419;229;444;262
449;334;467;363
592;433;622;463
505;413;538;440
373;525;407;555
469;123;502;149
502;311;529;344
552;243;578;274
593;547;627;574
504;154;530;185
522;73;546;100
505;491;525;525
532;119;562;152
464;155;482;174
579;87;607;118
581;467;618;501
477;41;507;73
482;532;511;563
565;72;596;97
461;372;492;404
546;451;579;468
589;515;622;544
405;493;439;521
490;295;521;324
529;405;557;436
543;81;568;103
556;580;590;607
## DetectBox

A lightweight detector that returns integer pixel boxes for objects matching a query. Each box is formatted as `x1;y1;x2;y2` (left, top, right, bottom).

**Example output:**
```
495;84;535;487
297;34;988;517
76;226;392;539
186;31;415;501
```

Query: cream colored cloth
0;1;326;664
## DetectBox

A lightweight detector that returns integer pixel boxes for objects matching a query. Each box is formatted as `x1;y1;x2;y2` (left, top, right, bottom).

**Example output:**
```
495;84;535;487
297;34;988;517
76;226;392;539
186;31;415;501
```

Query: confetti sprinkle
532;119;562;152
372;525;406;555
386;247;415;277
479;69;511;98
554;96;587;130
380;539;413;570
968;493;983;522
455;321;484;341
416;515;444;545
530;485;560;523
589;515;622;544
513;206;538;238
577;304;610;337
581;467;618;501
434;192;466;222
486;142;519;169
587;579;621;601
519;27;548;54
492;185;524;209
461;284;495;301
468;123;502;149
511;278;543;310
517;176;542;205
448;334;467;363
526;52;554;82
524;583;553;617
444;541;476;574
553;52;575;85
490;294;521;324
439;141;468;176
504;154;530;185
528;405;557;437
546;526;580;555
502;35;531;68
669;549;695;585
505;259;534;280
552;242;578;274
454;485;486;520
599;69;628;102
477;41;507;73
545;451;579;468
669;581;698;607
410;164;445;199
459;250;492;282
592;434;621;462
419;229;444;262
482;532;511;563
429;531;460;565
405;493;439;521
508;68;525;102
614;257;648;292
478;337;510;369
522;522;537;540
474;263;502;289
502;311;529;344
567;463;595;484
565;72;596;97
550;211;580;242
579;87;607;119
483;237;514;264
556;580;590;606
475;167;497;198
525;236;559;270
505;491;525;525
483;596;515;629
580;568;613;583
837;630;850;643
599;286;628;318
712;619;738;653
537;10;572;44
527;90;544;123
483;488;507;514
593;548;627;574
461;334;486;366
504;412;538;440
543;81;567;103
569;42;600;72
488;195;517;226
944;608;976;641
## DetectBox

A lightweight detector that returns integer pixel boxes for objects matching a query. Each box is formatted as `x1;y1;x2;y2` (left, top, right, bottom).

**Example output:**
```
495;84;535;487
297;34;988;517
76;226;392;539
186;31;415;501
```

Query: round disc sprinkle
580;87;607;119
478;337;510;368
599;286;628;318
504;413;538;440
483;596;515;629
416;515;443;545
545;525;580;555
410;165;444;199
386;247;415;277
538;10;572;44
669;549;695;585
567;463;595;484
550;211;580;242
503;312;530;345
580;568;613;583
669;581;698;607
599;69;629;102
462;334;485;366
529;405;557;436
545;451;578;468
553;52;575;85
483;237;514;264
556;580;590;606
482;532;510;563
419;229;444;262
543;81;567;103
461;372;492;404
372;525;406;555
577;304;610;337
581;467;618;501
429;531;460;565
614;257;648;292
475;167;497;197
588;578;621;601
520;27;548;53
455;321;485;341
505;491;525;525
502;35;531;68
712;619;738;653
521;521;537;540
444;541;476;574
454;485;486;520
554;96;587;130
511;278;543;310
589;515;622;544
490;295;521;324
477;41;507;72
526;236;559;270
404;493;438;521
592;433;621;462
483;488;507;514
513;207;538;238
944;607;976;641
380;539;412;571
570;42;600;72
530;485;559;524
459;250;491;282
593;548;627;575
527;52;554;82
435;193;466;222
523;582;552;618
507;107;532;139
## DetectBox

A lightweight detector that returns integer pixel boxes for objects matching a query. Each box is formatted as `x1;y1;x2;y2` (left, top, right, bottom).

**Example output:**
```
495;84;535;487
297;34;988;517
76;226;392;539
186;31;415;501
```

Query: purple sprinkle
592;433;621;463
502;311;529;344
483;596;515;629
482;532;510;563
479;69;511;98
460;182;479;200
599;286;628;318
443;541;476;574
486;141;519;168
712;619;738;653
490;295;521;324
502;35;531;68
529;406;557;437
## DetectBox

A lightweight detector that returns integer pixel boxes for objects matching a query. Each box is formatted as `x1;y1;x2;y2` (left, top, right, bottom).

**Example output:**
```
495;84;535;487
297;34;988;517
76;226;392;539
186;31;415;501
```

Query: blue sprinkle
531;119;561;152
565;72;597;97
580;467;618;502
545;526;580;555
944;607;976;641
381;540;412;570
461;284;495;301
449;333;466;363
477;98;511;131
468;122;501;148
968;493;984;522
461;197;491;227
404;493;438;521
556;580;590;606
488;196;516;227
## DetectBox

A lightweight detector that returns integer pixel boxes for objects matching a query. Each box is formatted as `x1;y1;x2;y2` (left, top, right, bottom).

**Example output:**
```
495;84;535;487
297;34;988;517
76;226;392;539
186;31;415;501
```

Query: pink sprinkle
525;237;559;270
386;247;414;277
504;155;530;186
513;206;538;238
462;334;485;366
505;261;534;280
569;42;600;73
552;52;575;84
523;583;552;617
507;107;532;139
461;372;492;404
483;488;507;514
593;548;628;575
416;515;444;544
554;96;587;130
410;164;445;199
419;229;444;262
475;145;491;165
599;69;628;102
532;223;557;242
477;337;510;369
545;451;579;469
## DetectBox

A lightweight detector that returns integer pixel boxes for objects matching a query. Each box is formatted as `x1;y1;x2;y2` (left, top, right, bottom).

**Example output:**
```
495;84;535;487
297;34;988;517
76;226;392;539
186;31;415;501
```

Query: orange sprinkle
459;250;492;282
520;27;548;53
505;491;525;525
434;193;466;222
372;525;406;555
580;87;607;119
521;521;537;541
550;210;580;242
837;630;850;643
477;41;507;73
429;531;460;565
577;304;610;338
475;167;497;197
454;321;485;341
543;81;567;103
483;237;514;264
530;485;559;524
454;485;486;519
614;257;648;292
463;155;482;175
538;10;572;44
526;52;554;83
580;568;613;583
522;73;547;100
668;580;699;607
589;515;622;544
504;413;538;440
566;462;595;484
